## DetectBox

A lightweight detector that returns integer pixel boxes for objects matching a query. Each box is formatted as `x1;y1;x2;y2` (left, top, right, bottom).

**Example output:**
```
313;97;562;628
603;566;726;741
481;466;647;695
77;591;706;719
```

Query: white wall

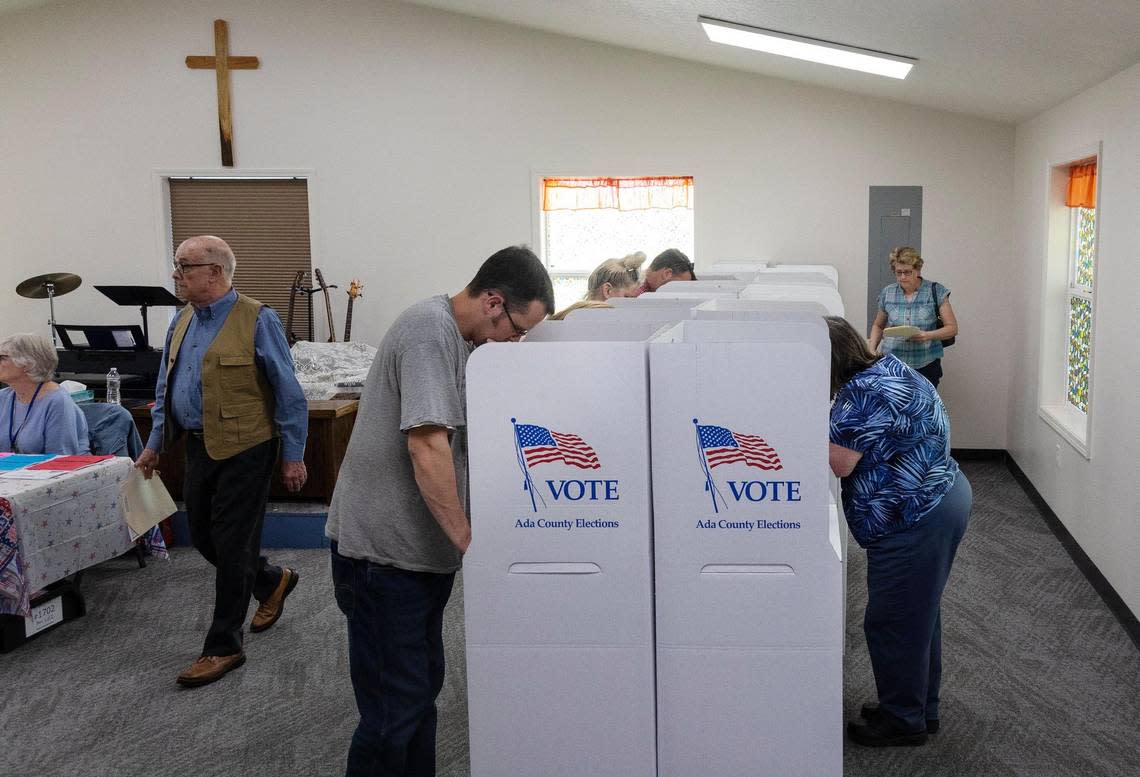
0;0;1014;446
1010;61;1140;618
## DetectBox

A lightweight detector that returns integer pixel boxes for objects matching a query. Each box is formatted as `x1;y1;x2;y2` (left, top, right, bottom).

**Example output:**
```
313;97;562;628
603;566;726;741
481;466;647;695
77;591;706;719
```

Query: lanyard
8;382;44;453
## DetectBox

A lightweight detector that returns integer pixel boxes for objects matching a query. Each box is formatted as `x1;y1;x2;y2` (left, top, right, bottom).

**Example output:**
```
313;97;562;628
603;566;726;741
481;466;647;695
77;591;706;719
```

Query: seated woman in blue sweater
0;333;90;455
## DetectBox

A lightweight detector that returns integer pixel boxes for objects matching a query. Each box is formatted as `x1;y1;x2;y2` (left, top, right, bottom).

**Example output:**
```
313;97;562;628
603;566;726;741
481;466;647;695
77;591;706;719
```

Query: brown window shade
169;178;312;340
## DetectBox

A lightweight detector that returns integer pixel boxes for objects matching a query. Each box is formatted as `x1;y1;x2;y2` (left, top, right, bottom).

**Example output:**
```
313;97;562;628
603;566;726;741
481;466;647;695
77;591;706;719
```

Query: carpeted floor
1;460;1137;776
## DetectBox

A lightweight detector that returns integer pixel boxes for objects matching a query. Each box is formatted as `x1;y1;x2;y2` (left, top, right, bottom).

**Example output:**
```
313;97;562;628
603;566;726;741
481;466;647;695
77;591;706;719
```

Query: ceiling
4;0;1139;123
404;0;1140;124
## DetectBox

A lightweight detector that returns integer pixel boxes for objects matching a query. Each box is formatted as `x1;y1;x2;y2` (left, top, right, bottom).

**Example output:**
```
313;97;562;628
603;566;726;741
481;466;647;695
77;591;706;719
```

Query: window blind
169;178;312;339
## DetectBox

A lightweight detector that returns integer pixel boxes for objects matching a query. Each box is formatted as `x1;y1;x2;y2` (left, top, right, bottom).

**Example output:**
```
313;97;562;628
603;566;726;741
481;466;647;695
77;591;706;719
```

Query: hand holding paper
120;466;177;538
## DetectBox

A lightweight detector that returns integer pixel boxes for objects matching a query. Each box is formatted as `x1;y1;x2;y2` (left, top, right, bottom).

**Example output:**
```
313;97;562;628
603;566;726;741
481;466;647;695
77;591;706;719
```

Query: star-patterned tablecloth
0;457;167;617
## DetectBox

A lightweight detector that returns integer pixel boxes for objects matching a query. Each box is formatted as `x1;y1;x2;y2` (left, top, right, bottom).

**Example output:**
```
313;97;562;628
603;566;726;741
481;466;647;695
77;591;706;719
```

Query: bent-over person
326;245;553;776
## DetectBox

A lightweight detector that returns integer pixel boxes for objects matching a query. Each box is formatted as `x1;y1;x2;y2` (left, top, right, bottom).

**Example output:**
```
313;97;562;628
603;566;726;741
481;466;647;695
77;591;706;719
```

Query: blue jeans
330;542;456;777
864;473;971;732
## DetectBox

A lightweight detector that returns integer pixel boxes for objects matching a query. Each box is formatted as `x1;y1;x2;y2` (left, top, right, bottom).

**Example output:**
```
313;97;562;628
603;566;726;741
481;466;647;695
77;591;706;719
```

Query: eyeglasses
501;303;528;338
172;261;215;275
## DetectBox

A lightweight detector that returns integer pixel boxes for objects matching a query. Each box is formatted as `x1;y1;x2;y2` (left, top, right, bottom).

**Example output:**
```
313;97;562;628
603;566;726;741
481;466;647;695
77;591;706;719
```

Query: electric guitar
314;268;337;342
344;279;363;342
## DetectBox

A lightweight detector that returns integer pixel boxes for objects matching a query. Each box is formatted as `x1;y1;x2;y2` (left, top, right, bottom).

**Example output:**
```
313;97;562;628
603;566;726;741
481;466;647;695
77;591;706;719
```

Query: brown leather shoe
176;653;246;687
250;567;300;633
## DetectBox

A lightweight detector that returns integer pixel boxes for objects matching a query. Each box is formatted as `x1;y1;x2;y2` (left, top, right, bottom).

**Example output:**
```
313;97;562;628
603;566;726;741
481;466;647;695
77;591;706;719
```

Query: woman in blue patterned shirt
827;316;972;748
868;247;958;388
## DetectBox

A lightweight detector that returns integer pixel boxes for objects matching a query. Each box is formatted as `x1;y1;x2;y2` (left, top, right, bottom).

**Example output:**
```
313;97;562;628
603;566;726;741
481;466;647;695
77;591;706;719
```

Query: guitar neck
344;300;354;342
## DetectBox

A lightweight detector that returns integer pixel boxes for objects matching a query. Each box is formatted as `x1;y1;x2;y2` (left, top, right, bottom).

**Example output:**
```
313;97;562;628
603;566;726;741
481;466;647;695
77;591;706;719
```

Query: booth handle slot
700;564;794;575
508;562;601;575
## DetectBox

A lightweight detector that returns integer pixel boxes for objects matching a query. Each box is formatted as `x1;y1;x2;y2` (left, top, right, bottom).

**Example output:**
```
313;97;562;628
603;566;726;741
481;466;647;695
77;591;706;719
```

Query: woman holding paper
0;333;90;455
827;316;971;748
867;247;958;388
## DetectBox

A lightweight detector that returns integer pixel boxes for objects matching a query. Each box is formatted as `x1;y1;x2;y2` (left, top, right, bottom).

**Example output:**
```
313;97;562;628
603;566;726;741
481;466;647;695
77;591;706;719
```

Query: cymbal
16;272;83;299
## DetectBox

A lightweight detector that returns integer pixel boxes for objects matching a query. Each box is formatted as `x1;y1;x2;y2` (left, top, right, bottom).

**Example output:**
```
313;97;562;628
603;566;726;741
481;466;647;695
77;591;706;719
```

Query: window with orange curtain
1065;162;1096;209
543;176;694;211
1065;160;1097;413
541;176;695;310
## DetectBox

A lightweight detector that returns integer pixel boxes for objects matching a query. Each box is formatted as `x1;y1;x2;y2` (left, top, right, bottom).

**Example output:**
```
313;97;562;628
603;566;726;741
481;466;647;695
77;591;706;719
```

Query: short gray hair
178;235;237;280
0;332;58;382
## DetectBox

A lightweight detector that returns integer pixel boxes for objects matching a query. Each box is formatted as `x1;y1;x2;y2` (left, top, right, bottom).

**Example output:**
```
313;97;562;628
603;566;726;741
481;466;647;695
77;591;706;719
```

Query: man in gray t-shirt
327;246;553;777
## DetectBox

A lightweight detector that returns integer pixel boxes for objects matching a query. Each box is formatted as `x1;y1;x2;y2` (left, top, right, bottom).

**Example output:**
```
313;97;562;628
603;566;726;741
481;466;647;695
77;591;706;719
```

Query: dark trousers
330;542;456;777
916;358;943;388
864;472;971;732
184;434;283;656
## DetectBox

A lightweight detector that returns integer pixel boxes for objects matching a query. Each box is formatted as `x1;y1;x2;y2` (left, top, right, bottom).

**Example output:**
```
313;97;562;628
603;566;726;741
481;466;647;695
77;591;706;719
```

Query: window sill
1038;404;1090;459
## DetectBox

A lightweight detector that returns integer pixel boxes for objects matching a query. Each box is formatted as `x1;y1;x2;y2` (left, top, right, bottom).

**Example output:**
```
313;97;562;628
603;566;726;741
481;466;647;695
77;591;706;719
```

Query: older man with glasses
136;234;309;688
325;245;553;777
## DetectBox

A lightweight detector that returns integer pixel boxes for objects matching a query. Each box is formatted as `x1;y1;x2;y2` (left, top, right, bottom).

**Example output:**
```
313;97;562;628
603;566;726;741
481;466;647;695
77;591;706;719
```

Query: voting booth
740;283;845;316
465;320;659;777
765;263;840;286
665;279;748;292
693;298;830;317
698;271;760;282
608;296;707;312
751;270;836;287
569;305;697;327
649;318;843;777
641;287;740;301
690;304;851;628
710;260;769;272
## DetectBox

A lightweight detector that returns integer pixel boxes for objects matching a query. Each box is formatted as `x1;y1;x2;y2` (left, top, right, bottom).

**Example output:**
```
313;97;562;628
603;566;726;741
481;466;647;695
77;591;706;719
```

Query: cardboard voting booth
667;280;748;292
740;283;845;316
766;263;840;286
641;287;740;301
465;322;659;777
569;305;698;327
694;298;831;317
608;296;709;311
698;271;760;282
649;318;842;777
524;318;670;343
751;270;836;287
710;260;769;272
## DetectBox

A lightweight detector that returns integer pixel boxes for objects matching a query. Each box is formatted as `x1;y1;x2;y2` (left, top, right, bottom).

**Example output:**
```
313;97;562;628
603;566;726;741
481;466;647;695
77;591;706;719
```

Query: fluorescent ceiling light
699;16;916;80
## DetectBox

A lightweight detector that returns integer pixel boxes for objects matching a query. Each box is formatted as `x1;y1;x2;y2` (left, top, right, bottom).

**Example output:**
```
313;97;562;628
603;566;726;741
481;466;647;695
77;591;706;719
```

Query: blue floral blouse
829;354;959;547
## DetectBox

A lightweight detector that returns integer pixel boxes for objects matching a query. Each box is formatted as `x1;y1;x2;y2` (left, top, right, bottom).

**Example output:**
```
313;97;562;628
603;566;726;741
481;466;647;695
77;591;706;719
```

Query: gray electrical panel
867;186;922;332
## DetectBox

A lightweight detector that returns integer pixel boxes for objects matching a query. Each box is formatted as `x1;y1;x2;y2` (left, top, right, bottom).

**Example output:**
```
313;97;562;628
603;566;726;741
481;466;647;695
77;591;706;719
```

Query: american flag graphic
515;424;600;470
697;424;782;471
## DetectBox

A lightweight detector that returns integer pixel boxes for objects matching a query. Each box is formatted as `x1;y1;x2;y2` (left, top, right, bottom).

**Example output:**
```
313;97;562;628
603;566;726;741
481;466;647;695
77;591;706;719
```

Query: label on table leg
25;597;64;637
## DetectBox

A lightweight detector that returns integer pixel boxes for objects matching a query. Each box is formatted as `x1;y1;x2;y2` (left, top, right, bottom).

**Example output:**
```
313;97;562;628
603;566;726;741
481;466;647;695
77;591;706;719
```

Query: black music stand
94;286;183;346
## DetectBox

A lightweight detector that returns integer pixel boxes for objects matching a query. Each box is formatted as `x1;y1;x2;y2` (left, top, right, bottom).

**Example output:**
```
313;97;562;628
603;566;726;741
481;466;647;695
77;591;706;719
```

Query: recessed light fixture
699;16;916;80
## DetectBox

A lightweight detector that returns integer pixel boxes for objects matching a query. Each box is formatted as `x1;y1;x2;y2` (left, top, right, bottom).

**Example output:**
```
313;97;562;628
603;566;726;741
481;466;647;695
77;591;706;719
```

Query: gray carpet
1;461;1137;776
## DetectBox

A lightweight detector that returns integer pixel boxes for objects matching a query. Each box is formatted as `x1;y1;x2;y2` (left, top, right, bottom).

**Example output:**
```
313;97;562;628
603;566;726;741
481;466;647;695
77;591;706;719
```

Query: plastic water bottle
106;367;121;405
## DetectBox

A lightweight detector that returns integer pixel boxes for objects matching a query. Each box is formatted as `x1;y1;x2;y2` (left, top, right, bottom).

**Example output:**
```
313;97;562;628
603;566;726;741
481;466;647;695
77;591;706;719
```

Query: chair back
79;402;143;458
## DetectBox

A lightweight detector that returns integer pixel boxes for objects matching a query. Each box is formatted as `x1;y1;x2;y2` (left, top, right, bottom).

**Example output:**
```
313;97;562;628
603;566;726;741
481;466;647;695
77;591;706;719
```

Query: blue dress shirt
145;289;308;461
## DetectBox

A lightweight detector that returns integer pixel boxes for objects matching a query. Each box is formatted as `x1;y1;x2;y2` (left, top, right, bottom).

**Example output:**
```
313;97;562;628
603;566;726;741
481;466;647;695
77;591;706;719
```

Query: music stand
94;286;183;345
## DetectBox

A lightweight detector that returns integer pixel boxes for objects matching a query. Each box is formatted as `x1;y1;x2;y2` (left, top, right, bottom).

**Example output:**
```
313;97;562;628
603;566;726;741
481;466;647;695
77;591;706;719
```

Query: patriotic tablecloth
0;457;168;617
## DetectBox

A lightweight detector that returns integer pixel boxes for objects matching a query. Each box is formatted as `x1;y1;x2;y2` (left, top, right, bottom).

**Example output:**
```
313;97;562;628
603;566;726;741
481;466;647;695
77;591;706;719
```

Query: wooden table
128;399;358;503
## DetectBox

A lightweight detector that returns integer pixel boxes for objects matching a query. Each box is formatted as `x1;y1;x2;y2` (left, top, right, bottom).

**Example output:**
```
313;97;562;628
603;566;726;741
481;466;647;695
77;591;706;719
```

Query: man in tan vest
136;235;309;687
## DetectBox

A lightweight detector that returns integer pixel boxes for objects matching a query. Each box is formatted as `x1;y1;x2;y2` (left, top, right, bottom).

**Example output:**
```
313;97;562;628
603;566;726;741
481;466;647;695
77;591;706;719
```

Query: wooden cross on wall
185;20;259;167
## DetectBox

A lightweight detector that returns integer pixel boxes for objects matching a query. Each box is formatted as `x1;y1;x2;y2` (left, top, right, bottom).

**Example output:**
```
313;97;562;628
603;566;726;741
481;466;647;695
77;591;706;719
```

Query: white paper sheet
120;467;177;535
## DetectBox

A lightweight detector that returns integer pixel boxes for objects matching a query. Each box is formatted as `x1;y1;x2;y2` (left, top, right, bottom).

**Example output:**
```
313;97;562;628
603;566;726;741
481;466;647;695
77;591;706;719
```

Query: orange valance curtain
542;176;693;211
1066;162;1097;208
